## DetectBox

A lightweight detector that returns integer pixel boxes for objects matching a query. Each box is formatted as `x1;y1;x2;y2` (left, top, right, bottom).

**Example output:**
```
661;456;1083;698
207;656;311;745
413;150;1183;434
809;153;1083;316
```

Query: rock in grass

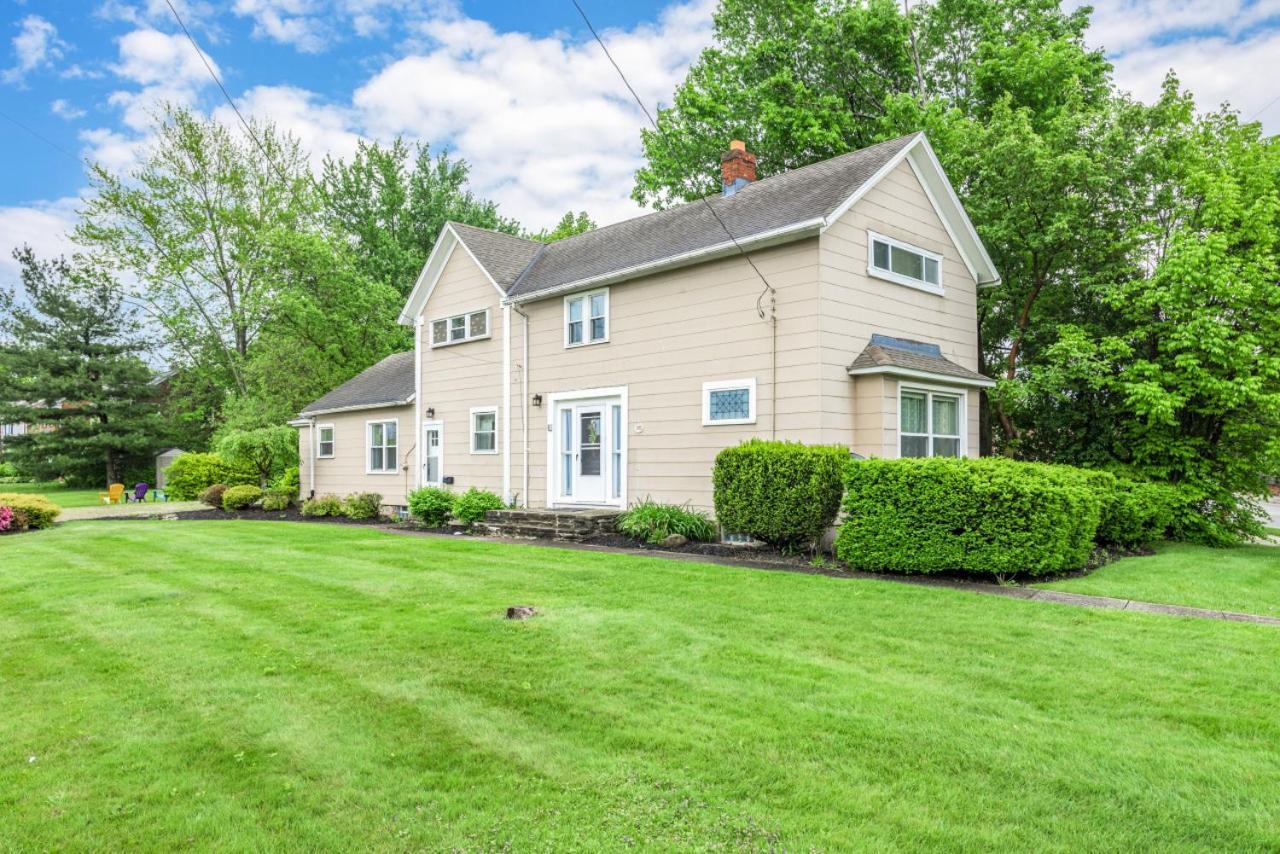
659;534;688;548
506;606;537;620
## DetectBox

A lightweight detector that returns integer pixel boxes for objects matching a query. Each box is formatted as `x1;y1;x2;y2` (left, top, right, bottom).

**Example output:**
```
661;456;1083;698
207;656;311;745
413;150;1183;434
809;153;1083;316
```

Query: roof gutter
504;217;825;305
846;365;997;389
297;395;416;419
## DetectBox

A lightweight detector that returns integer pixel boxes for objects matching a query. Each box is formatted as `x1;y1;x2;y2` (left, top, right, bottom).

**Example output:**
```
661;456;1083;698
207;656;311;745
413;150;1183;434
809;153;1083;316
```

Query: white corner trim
414;316;423;489
502;304;512;500
701;377;758;426
849;364;996;388
364;417;401;475
822;133;922;228
469;405;499;455
398;223;508;325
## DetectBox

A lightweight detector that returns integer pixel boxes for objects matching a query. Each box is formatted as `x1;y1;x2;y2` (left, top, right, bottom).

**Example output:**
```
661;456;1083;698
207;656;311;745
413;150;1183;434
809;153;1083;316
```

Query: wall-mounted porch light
531;394;543;408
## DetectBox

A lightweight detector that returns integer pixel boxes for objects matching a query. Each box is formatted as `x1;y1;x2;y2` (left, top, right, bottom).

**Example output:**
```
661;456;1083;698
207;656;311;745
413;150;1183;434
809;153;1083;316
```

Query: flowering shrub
0;506;13;532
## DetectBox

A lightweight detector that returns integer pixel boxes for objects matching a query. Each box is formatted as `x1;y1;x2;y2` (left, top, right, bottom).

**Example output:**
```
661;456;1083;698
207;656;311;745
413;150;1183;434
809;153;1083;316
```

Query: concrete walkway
59;501;203;521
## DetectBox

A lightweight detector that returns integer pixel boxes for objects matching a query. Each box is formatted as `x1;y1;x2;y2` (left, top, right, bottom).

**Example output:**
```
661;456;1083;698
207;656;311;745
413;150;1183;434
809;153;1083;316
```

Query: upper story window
868;231;943;294
316;424;335;458
900;387;962;458
702;378;757;426
565;289;608;347
430;309;489;347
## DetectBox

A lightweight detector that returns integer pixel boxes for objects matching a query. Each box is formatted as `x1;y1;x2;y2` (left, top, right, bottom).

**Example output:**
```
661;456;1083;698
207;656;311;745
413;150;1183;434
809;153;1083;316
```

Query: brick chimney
721;140;757;196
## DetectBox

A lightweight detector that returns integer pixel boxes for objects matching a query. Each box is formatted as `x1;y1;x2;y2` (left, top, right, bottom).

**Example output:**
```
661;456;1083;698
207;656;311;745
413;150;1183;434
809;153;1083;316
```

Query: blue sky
2;0;1279;280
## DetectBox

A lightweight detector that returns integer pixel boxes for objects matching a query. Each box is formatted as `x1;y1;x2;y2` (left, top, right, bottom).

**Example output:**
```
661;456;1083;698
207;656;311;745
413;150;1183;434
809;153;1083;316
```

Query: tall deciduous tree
0;247;163;485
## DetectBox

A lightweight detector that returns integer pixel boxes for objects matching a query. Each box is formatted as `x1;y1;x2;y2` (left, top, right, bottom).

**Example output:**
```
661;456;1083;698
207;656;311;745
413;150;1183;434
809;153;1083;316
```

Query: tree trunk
105;451;119;487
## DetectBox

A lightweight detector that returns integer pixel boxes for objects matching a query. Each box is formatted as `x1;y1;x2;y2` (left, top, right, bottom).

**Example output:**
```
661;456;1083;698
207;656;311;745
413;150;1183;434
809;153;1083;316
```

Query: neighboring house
292;132;998;513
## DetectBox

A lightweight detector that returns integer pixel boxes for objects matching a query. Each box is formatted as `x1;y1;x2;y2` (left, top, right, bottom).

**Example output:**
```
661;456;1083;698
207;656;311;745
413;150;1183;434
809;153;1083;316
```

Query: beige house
293;132;998;513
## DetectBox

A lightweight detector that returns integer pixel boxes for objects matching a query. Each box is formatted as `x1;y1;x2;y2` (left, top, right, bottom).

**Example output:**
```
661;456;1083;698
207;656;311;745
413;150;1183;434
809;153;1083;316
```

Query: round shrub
408;487;455;527
200;483;228;508
301;494;343;517
343;492;383;520
713;440;849;549
221;485;263;511
617;498;716;544
835;458;1104;578
164;453;257;500
452;488;505;526
1095;476;1177;549
261;488;294;512
0;493;62;530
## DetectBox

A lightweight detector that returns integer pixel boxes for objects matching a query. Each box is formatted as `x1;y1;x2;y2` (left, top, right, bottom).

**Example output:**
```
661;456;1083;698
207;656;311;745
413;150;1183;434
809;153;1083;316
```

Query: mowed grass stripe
2;521;1279;850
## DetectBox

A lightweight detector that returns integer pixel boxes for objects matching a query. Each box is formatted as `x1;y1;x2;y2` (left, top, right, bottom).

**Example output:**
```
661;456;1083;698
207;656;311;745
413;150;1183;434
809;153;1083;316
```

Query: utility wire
570;0;778;320
1248;91;1280;123
0;107;84;166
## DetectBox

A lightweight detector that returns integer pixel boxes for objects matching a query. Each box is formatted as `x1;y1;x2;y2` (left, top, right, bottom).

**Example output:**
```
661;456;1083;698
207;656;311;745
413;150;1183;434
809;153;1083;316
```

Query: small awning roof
848;335;995;388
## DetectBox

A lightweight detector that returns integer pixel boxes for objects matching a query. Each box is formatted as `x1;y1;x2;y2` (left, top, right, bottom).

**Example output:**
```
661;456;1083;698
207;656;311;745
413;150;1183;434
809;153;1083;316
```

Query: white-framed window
564;289;608;347
868;231;943;294
316;424;335;458
366;419;399;473
899;386;963;458
702;378;757;426
470;406;498;454
429;309;490;347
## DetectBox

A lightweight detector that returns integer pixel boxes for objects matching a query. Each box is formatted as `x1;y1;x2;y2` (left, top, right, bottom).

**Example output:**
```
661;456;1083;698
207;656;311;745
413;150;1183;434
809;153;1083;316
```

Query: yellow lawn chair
99;483;125;504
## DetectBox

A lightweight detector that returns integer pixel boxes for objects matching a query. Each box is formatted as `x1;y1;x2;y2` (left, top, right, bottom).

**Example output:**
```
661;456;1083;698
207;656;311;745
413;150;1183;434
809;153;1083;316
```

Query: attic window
868;231;943;294
430;309;489;347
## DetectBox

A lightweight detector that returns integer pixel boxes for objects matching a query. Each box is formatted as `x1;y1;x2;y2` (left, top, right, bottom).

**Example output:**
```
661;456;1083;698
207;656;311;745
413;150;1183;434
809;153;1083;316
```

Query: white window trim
365;418;400;475
563;288;609;349
428;307;491;349
422;419;444;486
702;377;757;426
896;382;967;459
867;230;945;296
316;423;335;459
470;405;499;455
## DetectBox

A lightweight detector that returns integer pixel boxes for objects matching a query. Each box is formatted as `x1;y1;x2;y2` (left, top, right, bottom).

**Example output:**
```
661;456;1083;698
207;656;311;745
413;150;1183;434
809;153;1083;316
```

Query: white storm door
572;404;606;503
423;421;443;486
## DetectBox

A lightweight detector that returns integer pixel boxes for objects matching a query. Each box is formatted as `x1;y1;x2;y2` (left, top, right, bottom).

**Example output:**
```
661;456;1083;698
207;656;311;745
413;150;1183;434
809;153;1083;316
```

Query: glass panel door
423;423;442;485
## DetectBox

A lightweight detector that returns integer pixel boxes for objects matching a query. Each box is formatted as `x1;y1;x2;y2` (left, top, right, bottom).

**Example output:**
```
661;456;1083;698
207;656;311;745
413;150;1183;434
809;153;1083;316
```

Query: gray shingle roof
848;334;993;385
457;134;916;301
449;222;543;287
299;351;415;416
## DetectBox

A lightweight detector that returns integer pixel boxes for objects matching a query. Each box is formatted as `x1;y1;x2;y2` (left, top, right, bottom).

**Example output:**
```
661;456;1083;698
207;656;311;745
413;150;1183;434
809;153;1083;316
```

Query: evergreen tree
0;247;163;486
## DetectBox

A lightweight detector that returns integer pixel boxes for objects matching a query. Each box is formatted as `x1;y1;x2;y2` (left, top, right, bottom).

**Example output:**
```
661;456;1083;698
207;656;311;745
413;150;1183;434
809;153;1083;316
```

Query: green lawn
0;481;112;508
3;521;1279;850
1040;541;1280;617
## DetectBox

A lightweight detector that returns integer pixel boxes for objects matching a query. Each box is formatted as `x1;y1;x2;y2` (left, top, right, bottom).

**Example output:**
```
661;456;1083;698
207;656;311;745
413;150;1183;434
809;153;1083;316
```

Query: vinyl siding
298;404;415;506
820;159;983;458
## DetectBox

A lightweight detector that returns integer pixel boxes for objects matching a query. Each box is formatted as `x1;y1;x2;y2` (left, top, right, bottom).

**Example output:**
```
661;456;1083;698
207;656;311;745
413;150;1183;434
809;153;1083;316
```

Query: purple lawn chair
129;482;149;503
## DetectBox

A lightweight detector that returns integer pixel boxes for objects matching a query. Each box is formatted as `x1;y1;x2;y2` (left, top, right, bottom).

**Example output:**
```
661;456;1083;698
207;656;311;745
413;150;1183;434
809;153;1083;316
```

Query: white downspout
502;302;512;504
307;419;315;498
414;316;423;491
513;303;531;507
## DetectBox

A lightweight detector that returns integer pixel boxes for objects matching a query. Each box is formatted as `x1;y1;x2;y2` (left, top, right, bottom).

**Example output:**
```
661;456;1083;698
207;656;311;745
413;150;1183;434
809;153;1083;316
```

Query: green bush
1095;476;1177;549
1164;483;1262;546
164;453;257;500
200;484;228;509
343;492;383;520
261;488;294;512
273;466;300;496
452;488;505;525
0;493;62;529
301;494;343;517
835;458;1104;578
0;461;21;479
221;485;263;511
617;498;716;544
408;487;455;527
713;440;849;548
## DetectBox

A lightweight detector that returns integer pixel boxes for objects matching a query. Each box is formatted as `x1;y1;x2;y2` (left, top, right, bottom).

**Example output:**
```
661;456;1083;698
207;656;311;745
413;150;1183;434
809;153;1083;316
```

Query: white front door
422;421;443;486
554;396;623;506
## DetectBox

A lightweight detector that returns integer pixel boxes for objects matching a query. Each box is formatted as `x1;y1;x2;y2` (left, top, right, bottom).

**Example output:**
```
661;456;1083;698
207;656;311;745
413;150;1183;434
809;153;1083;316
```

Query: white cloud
111;28;217;86
214;84;363;167
232;0;329;52
354;0;717;229
3;15;68;84
51;98;86;120
0;197;82;282
80;127;145;174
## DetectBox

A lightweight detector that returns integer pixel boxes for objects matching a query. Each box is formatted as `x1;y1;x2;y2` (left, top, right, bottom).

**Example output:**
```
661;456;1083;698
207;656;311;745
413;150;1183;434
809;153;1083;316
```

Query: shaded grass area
2;521;1279;850
0;482;109;508
1041;541;1280;617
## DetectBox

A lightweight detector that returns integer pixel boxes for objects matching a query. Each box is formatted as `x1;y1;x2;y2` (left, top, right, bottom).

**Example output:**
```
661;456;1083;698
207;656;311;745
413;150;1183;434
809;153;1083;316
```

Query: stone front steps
478;507;621;541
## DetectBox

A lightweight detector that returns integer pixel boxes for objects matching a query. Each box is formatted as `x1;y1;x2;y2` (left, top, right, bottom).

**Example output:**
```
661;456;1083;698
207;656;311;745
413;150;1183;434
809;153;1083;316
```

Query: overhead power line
569;0;778;321
0;107;83;166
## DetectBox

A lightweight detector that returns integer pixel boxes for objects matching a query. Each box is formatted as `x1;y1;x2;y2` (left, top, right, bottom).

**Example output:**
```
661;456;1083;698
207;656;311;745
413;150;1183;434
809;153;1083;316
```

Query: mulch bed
91;506;1139;585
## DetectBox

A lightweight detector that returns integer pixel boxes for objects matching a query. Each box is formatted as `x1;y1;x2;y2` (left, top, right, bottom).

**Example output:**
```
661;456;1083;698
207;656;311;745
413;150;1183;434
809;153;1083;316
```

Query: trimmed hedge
835;458;1104;578
164;453;257;500
301;494;343;517
0;493;62;530
261;488;293;512
713;440;849;548
1096;476;1178;549
453;488;505;525
222;485;263;511
408;487;455;527
343;492;383;520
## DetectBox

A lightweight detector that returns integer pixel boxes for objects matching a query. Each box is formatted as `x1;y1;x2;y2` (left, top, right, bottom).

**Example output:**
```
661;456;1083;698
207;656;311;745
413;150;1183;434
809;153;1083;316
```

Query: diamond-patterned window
703;379;756;425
